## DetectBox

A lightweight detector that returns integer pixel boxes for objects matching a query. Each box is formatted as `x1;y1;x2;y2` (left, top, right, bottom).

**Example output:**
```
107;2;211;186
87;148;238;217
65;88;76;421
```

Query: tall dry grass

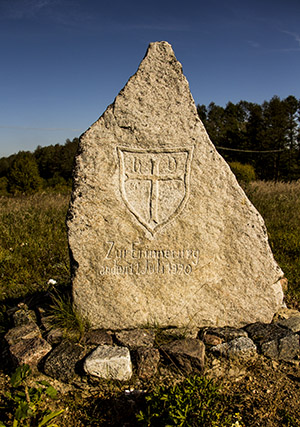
246;180;300;307
0;194;70;301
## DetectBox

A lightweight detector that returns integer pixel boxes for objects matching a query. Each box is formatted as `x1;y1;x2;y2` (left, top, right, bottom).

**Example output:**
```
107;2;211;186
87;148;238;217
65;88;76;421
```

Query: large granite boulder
67;41;284;330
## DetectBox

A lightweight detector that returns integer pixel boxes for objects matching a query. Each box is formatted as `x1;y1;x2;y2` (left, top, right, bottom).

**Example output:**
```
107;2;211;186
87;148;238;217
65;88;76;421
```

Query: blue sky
0;0;300;157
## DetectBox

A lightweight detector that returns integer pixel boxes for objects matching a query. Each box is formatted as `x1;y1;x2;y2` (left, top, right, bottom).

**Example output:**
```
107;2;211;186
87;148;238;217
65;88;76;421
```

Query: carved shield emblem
117;147;193;234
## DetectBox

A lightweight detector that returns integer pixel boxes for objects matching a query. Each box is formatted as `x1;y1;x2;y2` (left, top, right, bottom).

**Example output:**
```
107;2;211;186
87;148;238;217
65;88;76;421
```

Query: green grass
245;181;300;308
47;290;88;341
0;194;70;302
136;375;243;426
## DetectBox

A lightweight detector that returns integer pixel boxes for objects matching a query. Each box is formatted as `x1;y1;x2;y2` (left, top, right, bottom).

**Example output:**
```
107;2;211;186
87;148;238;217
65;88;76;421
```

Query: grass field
0;181;299;307
0;181;300;426
246;180;300;308
0;193;70;302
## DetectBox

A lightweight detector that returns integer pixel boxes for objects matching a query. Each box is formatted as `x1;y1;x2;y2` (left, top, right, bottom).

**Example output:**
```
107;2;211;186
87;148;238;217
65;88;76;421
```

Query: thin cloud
0;0;90;27
0;125;81;132
123;23;191;32
247;40;260;49
281;30;300;47
0;0;56;20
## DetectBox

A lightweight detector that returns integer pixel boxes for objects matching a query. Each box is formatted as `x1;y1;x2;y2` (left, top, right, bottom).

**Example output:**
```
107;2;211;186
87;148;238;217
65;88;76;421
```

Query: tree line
197;95;300;181
0;138;79;195
0;95;299;195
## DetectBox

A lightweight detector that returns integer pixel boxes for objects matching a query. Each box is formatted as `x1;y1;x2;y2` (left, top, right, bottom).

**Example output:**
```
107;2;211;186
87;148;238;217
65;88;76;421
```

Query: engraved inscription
117;147;194;234
99;241;200;276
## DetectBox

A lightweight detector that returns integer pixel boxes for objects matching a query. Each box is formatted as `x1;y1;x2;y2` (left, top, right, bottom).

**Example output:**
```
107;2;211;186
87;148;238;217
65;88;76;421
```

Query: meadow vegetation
246;180;300;308
0;193;69;302
0;180;299;307
0;180;300;426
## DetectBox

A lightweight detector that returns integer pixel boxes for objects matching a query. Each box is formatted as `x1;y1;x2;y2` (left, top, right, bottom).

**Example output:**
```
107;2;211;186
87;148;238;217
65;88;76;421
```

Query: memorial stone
67;41;284;330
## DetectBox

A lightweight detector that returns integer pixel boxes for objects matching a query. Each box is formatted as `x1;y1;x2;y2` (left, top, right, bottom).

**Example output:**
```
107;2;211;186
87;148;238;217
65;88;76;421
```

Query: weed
0;364;64;427
47;290;88;341
136;375;243;427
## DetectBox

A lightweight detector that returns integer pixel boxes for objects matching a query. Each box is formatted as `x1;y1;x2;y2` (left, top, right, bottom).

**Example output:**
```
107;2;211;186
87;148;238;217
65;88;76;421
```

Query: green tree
196;104;207;124
205;102;226;146
7;151;43;194
34;138;78;186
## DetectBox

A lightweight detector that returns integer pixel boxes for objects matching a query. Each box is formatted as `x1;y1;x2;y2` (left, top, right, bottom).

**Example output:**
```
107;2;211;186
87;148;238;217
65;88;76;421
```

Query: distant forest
0;95;299;195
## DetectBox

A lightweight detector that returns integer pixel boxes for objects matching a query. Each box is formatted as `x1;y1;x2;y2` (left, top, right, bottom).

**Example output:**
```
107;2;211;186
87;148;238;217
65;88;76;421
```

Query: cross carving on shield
117;147;194;234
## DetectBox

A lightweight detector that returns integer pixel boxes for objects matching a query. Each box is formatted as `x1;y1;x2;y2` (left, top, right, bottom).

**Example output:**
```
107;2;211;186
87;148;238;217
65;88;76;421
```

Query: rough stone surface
84;345;132;381
245;322;290;345
161;338;205;372
203;334;224;346
273;307;300;322
67;41;284;330
245;322;299;361
83;329;113;346
115;329;155;348
5;322;41;346
160;327;199;340
43;341;87;383
46;328;64;345
277;315;300;333
211;337;257;361
8;337;52;367
199;326;248;342
12;304;37;327
261;334;299;361
135;347;160;379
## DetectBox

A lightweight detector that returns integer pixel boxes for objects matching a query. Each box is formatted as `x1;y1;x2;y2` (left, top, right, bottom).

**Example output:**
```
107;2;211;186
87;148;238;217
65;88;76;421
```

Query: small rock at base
115;329;155;349
203;334;224;346
44;341;87;383
277;315;300;333
211;337;257;361
161;338;205;373
200;326;248;342
135;347;160;379
82;329;113;346
9;337;52;367
5;322;41;346
84;345;132;381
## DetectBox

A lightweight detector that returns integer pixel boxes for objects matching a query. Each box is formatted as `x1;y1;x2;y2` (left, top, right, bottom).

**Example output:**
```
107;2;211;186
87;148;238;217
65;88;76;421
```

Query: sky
0;0;300;158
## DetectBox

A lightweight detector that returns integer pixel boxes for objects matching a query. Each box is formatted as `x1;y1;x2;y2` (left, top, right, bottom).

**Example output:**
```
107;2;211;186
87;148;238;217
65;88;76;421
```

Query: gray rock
67;41;284;331
245;322;289;345
277;315;300;333
261;334;299;361
200;326;248;342
44;341;87;383
115;329;155;349
12;304;37;327
161;338;205;373
245;322;299;361
9;337;52;367
135;347;160;379
211;337;257;361
84;345;132;381
83;329;113;346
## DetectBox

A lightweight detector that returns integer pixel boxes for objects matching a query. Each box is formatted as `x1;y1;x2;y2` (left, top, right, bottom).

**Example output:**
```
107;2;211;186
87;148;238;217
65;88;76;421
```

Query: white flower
47;279;57;285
